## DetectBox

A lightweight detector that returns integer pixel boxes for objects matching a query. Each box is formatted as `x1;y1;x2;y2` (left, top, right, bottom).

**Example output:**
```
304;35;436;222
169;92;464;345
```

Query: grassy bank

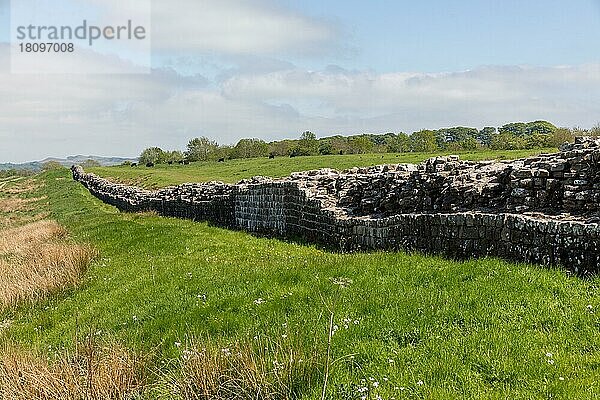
2;160;600;398
89;148;556;188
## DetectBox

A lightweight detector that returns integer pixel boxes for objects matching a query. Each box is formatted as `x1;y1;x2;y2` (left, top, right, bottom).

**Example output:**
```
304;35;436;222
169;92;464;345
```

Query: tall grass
0;338;145;399
156;336;321;400
0;220;96;309
0;242;96;308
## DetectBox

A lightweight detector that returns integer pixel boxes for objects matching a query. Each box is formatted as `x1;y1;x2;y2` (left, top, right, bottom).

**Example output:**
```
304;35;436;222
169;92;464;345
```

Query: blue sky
0;0;600;162
277;0;600;72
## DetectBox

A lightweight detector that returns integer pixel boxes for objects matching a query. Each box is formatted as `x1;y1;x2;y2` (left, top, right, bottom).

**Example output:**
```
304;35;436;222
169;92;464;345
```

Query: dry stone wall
72;137;600;274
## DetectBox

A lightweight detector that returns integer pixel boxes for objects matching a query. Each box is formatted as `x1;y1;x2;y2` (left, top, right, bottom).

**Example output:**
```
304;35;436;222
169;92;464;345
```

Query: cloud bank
1;0;599;162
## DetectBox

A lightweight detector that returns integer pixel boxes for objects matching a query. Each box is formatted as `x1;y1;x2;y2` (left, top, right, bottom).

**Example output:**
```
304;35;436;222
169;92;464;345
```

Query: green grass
89;148;556;188
3;166;600;398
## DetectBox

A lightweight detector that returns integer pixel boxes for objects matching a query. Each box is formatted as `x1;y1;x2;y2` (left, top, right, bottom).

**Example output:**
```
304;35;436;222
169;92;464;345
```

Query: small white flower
174;342;181;348
546;352;553;358
282;334;288;339
254;298;265;305
372;381;379;387
548;359;555;365
559;376;565;381
417;380;424;385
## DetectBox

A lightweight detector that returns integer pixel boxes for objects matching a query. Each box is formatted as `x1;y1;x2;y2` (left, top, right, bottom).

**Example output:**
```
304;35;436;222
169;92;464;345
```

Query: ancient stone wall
72;137;600;274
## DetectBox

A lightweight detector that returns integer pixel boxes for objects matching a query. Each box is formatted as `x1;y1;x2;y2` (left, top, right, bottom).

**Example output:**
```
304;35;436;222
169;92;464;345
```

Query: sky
1;0;600;162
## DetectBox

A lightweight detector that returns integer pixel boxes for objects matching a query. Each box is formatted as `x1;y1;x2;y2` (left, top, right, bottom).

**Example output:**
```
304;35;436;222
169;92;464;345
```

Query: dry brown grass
0;220;67;255
0;196;47;213
0;242;96;308
0;220;96;309
0;338;145;399
0;212;51;229
4;179;43;195
158;337;320;400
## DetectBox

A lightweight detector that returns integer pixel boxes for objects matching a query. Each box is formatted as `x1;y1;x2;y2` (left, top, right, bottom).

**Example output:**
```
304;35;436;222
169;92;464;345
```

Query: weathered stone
71;137;600;275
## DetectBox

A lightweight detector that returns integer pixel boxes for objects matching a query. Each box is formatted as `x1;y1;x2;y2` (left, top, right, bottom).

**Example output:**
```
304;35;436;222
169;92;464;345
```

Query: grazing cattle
339;150;344;155
269;154;275;159
183;160;190;165
168;161;173;165
146;162;155;168
131;163;137;167
218;157;225;163
177;160;184;164
289;153;297;158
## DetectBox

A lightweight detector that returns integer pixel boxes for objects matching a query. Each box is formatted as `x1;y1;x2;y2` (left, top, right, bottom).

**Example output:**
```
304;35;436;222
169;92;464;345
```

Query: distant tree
477;127;496;146
268;140;294;157
499;122;528;137
329;136;351;155
490;132;527;150
438;127;479;144
525;120;557;136
410;130;438;152
214;145;234;160
139;147;166;165
589;123;600;137
386;133;411;153
548;128;575;147
349;136;374;154
42;161;64;171
81;159;101;168
166;150;185;163
232;138;269;159
186;137;219;162
318;141;334;155
498;121;557;138
296;131;319;156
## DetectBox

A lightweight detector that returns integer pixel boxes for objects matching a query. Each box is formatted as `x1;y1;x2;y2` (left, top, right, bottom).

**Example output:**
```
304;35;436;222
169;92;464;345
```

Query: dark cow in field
289;153;297;158
131;163;137;167
218;157;225;163
168;161;173;165
339;150;344;155
146;162;155;168
269;154;275;159
183;160;190;165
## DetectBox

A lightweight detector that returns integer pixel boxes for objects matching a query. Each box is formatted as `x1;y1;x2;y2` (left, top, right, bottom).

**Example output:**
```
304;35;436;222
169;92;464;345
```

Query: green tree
232;138;269;159
296;131;319;156
268;140;294;157
490;132;527;150
477;127;496;146
386;133;411;153
349;136;374;154
410;130;438;152
186;137;219;162
139;147;166;165
166;151;185;163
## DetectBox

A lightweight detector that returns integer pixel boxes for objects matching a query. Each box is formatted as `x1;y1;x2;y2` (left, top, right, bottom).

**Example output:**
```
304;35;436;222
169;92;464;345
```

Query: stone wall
72;137;600;274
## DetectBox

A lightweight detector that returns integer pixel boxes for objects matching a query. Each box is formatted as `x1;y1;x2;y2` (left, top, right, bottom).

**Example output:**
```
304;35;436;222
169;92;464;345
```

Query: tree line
137;121;598;165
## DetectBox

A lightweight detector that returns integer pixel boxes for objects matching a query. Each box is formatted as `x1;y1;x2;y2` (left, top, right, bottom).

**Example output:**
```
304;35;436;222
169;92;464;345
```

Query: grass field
3;151;600;399
89;148;556;188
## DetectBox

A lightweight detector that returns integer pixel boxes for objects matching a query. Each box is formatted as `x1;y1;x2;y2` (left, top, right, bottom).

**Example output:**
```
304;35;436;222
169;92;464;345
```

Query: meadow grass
89;148;556;188
1;165;599;398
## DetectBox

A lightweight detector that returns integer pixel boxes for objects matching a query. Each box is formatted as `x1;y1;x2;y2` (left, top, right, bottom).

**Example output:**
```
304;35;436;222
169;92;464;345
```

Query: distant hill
0;155;138;171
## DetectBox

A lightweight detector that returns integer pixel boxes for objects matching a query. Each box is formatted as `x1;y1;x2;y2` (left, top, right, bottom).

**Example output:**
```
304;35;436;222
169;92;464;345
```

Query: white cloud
0;45;599;163
150;0;339;55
